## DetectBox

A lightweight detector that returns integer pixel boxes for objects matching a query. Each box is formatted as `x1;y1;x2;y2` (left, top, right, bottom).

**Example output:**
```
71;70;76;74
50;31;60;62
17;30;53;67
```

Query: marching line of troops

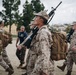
0;10;76;75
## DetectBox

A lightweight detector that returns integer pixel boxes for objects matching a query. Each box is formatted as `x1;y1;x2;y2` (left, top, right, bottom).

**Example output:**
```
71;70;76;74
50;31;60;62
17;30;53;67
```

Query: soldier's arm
2;30;11;39
16;37;19;47
16;31;20;47
3;33;9;39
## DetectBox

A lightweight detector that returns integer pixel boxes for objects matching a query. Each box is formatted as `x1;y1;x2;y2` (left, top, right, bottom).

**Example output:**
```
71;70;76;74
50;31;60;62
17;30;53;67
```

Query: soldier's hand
72;46;76;50
17;45;22;50
3;34;9;39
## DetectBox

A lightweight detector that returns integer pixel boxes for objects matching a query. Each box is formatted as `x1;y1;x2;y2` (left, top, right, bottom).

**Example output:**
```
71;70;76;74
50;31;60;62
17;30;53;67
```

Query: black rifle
20;1;62;48
20;26;39;48
66;28;74;43
47;1;62;24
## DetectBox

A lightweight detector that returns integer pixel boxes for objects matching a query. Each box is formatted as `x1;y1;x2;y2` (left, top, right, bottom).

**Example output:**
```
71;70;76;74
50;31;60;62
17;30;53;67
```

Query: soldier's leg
16;49;23;68
2;48;10;64
2;48;14;70
0;39;14;74
0;55;14;75
20;47;26;64
66;53;73;75
16;49;21;60
21;49;29;70
0;55;9;70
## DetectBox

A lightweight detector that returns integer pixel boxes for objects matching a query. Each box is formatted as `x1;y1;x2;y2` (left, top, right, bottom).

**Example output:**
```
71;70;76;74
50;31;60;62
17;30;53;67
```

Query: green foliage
1;0;45;33
31;0;45;13
1;0;21;33
14;11;23;29
22;0;34;32
22;0;45;32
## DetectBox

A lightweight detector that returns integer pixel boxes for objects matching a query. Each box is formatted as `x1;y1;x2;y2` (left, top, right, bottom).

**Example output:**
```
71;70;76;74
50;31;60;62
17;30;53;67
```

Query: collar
39;25;47;31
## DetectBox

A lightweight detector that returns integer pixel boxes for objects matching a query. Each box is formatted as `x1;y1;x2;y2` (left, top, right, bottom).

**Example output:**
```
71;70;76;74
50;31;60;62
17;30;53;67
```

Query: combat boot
66;70;71;75
17;63;23;69
6;67;14;75
17;61;25;69
21;65;27;70
8;64;14;70
57;64;66;71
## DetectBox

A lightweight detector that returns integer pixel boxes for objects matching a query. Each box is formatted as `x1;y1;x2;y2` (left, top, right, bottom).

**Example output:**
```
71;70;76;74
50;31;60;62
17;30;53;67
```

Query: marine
0;20;14;75
19;10;55;75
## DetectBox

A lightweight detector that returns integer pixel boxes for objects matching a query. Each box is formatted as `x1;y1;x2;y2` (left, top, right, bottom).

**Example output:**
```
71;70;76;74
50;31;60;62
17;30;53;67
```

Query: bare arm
16;37;19;47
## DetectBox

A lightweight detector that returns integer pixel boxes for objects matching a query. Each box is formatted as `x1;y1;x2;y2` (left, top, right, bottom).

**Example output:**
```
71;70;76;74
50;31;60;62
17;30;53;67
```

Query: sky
0;0;76;24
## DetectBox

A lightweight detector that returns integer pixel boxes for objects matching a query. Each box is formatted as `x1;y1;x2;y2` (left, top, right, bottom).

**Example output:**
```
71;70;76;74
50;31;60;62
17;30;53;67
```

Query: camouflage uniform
26;25;55;75
0;30;12;70
66;30;76;71
0;53;9;69
0;39;2;55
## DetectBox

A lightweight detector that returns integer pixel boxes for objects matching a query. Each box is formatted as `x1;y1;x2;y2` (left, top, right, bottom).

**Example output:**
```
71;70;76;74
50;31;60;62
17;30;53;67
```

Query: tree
14;11;23;31
22;0;45;32
31;0;45;13
22;0;34;32
1;0;21;33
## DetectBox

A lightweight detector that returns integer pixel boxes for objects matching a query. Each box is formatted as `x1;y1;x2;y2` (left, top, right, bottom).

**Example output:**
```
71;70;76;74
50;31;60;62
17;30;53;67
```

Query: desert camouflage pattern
26;25;55;75
0;48;9;69
66;30;76;71
0;40;3;55
70;30;76;51
0;29;12;70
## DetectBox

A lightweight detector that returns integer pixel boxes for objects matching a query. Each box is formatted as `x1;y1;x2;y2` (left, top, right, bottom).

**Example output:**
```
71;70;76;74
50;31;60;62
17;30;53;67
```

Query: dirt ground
0;39;76;75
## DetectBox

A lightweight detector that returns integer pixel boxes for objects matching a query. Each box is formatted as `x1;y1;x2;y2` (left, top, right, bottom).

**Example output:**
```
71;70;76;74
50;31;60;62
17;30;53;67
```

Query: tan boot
57;64;66;71
8;64;14;70
6;67;14;75
21;65;27;70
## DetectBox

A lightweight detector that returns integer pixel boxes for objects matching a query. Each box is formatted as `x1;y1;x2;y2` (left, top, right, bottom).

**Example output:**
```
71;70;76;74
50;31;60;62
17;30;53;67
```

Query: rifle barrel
55;1;62;10
48;1;62;23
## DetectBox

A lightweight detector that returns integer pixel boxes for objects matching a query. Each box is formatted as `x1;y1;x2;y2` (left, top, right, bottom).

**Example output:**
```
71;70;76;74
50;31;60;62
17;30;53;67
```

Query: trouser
66;51;76;71
2;48;11;65
0;39;11;70
63;57;67;65
0;52;9;70
16;47;26;64
62;51;69;66
66;56;73;72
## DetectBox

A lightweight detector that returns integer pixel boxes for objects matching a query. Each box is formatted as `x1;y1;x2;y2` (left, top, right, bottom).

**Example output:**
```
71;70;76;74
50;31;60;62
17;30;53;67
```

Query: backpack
51;32;68;61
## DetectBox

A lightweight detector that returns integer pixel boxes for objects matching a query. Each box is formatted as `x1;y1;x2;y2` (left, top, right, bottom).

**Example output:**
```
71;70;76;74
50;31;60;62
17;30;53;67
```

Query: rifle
20;26;39;48
19;1;62;48
66;28;74;43
47;1;62;24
